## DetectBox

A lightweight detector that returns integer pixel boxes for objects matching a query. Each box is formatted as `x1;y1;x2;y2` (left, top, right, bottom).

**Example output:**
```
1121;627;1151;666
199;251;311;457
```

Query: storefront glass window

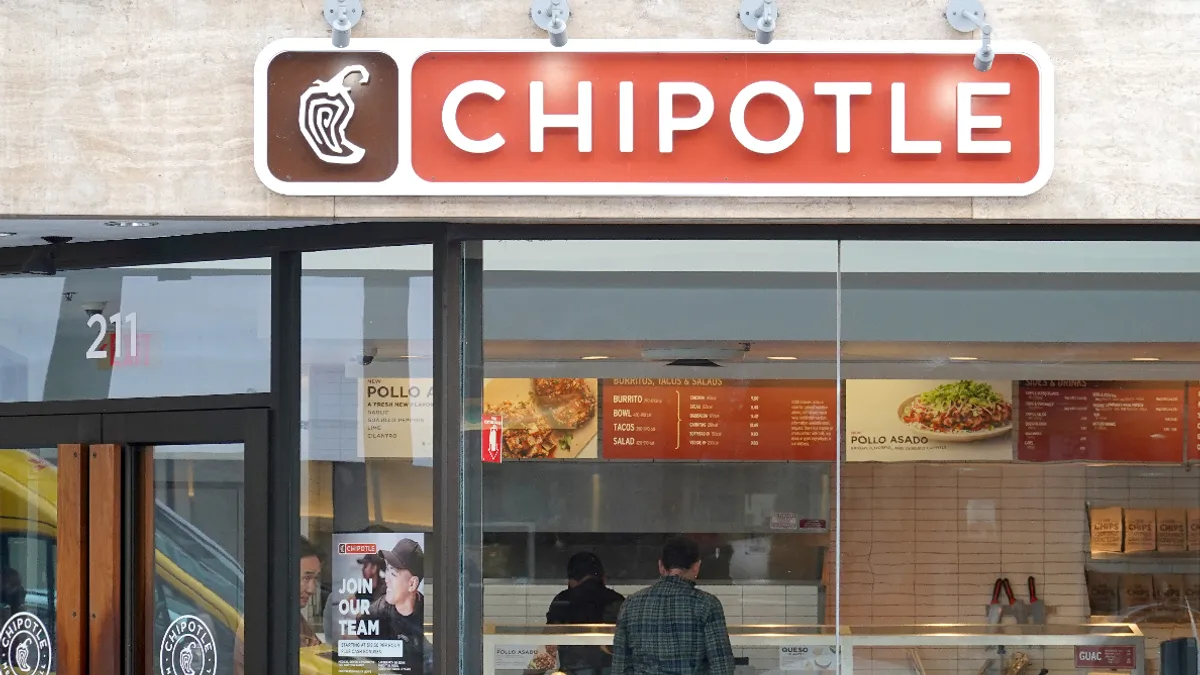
837;241;1200;675
0;260;272;402
478;240;839;674
153;443;246;675
300;246;434;675
0;447;58;666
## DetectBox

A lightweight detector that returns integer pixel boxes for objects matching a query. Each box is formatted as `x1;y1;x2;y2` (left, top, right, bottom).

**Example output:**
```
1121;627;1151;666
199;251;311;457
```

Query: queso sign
254;39;1053;198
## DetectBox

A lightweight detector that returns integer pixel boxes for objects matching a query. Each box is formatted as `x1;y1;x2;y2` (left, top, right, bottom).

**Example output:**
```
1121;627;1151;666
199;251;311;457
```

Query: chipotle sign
254;39;1053;197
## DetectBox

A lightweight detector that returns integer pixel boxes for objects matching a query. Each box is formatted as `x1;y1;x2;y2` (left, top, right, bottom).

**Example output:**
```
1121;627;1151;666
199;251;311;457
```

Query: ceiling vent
641;344;751;366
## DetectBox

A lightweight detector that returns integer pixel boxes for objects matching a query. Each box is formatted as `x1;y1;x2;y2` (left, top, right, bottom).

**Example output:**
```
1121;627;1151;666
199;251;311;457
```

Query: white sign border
254;38;1054;198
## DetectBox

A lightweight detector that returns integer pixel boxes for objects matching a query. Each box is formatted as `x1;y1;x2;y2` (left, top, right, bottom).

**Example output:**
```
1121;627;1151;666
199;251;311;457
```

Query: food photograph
846;379;1016;462
482;378;600;459
898;380;1014;441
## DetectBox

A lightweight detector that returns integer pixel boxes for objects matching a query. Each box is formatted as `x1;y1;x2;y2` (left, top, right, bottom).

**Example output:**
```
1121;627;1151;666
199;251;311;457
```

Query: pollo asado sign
254;39;1053;197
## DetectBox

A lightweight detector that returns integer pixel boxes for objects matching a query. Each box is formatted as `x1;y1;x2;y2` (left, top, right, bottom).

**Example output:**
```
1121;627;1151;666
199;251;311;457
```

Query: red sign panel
1074;646;1136;670
482;414;503;464
338;543;378;556
97;332;152;370
600;379;836;460
1017;381;1184;462
413;50;1045;190
1188;382;1200;461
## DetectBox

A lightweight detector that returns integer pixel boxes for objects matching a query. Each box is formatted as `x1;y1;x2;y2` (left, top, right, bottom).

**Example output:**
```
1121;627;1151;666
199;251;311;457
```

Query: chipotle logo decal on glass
255;39;1053;197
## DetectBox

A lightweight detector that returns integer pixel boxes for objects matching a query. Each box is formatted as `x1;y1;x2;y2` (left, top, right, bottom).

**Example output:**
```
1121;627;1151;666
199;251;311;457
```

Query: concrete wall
1;0;1195;221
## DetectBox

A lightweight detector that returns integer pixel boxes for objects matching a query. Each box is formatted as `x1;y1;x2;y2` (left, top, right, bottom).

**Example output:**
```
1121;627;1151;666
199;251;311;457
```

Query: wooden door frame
57;444;88;675
0;405;269;675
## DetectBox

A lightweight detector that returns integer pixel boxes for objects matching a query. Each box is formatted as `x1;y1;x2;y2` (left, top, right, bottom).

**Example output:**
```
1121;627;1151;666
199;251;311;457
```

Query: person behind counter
233;536;323;675
546;552;626;675
611;536;734;675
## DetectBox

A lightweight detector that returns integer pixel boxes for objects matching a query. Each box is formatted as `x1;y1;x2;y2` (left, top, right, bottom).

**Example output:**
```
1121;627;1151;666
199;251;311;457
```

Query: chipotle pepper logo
265;51;399;182
299;65;370;164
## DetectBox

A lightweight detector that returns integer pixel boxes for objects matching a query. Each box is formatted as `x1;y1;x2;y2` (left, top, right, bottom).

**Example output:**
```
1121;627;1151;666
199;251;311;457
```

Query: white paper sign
846;379;1015;462
780;646;836;671
494;646;540;669
340;640;407;658
770;512;800;530
358;377;434;459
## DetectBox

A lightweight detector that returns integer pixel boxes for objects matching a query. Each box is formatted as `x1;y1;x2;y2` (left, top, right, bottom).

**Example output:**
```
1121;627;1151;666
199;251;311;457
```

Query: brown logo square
265;51;399;183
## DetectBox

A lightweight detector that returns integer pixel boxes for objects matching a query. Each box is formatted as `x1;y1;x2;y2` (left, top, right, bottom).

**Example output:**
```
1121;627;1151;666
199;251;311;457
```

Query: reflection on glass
152;444;244;675
0;261;271;403
838;241;1200;675
480;240;839;675
301;246;436;675
0;448;57;674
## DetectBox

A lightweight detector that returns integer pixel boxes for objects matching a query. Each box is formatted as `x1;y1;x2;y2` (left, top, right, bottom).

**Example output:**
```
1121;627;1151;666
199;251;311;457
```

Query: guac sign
254;39;1053;197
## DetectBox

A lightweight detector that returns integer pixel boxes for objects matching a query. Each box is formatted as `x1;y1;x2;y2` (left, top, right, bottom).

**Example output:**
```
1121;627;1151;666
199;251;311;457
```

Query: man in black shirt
546;552;625;675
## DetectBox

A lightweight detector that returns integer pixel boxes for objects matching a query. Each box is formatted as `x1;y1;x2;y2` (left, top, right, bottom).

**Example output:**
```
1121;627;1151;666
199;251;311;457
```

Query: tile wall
830;463;1200;675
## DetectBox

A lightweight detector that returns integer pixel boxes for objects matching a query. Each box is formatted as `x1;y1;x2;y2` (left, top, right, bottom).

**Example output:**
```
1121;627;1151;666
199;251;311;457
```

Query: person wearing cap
546;552;625;675
324;550;387;641
357;551;387;603
360;538;433;675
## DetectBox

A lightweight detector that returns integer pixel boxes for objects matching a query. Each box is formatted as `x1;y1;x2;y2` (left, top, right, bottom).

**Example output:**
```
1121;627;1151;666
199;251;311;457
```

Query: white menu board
780;645;837;671
358;377;434;459
846;380;1015;462
493;646;540;670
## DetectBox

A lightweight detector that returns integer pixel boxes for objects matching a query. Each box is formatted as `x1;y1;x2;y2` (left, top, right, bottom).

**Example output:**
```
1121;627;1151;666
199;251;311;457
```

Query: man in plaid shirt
611;536;735;675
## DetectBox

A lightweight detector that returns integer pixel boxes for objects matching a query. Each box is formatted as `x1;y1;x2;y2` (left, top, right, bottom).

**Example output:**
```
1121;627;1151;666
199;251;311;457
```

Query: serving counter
483;623;1146;675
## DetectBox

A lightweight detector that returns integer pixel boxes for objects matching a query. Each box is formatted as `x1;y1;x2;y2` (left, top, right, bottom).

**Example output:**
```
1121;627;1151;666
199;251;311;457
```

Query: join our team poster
329;532;431;675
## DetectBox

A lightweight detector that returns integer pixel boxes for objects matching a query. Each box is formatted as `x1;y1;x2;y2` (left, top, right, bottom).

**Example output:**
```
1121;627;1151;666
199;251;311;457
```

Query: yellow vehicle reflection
0;449;426;675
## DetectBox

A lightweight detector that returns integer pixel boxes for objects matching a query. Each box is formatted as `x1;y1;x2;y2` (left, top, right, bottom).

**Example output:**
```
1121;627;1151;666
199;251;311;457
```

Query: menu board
482;378;600;459
1189;382;1200;462
1017;380;1185;462
846;380;1015;462
599;379;836;460
472;377;1199;464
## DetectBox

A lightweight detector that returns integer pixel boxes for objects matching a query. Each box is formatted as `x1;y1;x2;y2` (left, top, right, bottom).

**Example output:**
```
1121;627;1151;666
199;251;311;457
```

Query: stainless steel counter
482;623;1146;675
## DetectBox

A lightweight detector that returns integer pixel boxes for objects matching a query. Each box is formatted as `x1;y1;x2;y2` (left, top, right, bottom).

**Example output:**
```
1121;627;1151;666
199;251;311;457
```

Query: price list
600;379;837;460
1017;380;1184;462
1188;382;1200;461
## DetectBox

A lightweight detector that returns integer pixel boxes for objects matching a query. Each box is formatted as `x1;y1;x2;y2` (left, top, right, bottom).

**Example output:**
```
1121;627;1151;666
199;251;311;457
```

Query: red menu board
1074;646;1136;670
599;379;837;460
1189;382;1200;461
1017;380;1185;462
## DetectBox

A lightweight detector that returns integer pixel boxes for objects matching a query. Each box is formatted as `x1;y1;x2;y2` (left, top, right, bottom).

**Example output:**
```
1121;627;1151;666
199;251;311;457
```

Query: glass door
146;442;245;675
0;445;67;675
0;406;265;675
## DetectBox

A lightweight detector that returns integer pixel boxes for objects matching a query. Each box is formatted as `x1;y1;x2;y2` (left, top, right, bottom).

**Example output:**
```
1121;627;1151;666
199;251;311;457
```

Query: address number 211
86;312;138;360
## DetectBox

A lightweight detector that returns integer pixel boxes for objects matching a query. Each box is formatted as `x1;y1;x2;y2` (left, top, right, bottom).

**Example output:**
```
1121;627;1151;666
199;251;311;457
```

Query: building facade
0;2;1198;675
